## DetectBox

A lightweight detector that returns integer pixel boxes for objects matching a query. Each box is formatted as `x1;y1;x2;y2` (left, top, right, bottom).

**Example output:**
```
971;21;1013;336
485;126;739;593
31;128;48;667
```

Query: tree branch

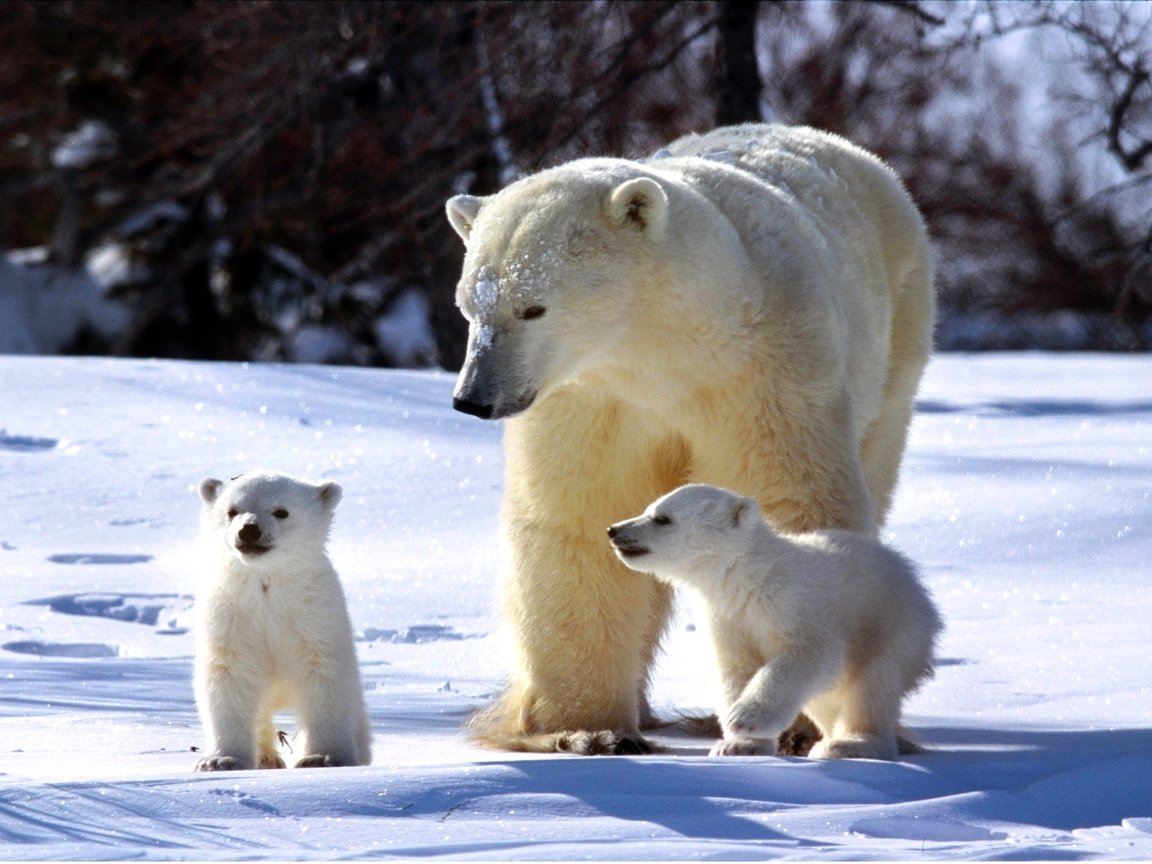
1107;63;1152;171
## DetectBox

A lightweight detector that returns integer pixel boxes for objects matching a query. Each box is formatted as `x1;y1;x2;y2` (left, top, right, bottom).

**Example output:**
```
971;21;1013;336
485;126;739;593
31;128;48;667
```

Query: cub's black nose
238;523;262;543
607;525;619;539
453;397;494;419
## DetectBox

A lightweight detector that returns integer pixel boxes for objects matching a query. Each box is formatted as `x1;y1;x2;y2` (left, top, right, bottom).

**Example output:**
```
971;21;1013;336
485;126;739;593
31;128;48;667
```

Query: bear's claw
556;730;655;756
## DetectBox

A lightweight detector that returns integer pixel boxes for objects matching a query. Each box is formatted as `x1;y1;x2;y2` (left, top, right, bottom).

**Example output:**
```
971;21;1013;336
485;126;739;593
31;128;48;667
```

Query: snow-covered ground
0;353;1150;860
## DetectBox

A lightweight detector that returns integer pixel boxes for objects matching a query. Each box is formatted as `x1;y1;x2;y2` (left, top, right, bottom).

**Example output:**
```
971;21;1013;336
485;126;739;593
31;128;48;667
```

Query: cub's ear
606;177;667;236
318;481;343;510
446;195;483;242
731;496;758;528
198;478;223;506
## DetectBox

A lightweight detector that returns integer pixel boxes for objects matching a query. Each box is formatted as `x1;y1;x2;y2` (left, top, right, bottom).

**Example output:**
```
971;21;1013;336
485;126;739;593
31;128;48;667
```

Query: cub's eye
652;514;671;526
273;508;289;519
517;305;547;321
227;509;238;519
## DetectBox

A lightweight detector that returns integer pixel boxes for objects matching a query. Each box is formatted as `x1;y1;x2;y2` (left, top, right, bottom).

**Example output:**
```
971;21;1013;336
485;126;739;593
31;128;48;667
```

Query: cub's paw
809;735;897;761
258;753;287;769
194;755;250;772
724;699;787;741
294;753;352;768
710;738;777;757
777;713;822;756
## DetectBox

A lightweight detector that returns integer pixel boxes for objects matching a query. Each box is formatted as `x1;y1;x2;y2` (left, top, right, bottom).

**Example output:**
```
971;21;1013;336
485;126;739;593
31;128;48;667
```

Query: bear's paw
194;755;250;772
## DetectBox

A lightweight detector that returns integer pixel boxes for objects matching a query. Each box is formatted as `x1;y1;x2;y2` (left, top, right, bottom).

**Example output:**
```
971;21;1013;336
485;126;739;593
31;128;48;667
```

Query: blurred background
1;0;1149;368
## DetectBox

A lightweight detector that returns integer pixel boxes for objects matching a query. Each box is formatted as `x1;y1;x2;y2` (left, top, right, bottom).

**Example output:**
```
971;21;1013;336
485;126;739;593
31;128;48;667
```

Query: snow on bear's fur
193;471;371;771
609;484;942;761
446;123;936;754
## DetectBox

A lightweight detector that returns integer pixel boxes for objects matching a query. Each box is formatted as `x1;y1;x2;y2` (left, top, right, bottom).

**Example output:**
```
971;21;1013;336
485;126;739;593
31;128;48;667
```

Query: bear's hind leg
807;665;902;761
809;734;896;761
255;721;286;769
859;252;934;526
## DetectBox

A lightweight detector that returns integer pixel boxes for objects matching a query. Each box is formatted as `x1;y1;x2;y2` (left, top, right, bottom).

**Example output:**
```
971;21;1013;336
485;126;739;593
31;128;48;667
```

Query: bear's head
446;161;670;420
198;471;342;566
608;484;759;585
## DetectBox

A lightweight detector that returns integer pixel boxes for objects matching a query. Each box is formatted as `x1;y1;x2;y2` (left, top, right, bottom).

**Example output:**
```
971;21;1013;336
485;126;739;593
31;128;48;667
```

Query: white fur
447;124;936;753
610;484;942;760
192;471;371;771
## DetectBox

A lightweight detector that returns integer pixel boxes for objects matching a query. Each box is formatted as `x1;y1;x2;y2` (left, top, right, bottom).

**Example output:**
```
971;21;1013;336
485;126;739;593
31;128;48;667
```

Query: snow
114;201;190;239
51;121;117;170
86;243;148;290
472;324;496;353
0;254;130;354
476;27;518;187
472;268;500;315
373;289;440;368
290;325;357;366
1;352;1150;860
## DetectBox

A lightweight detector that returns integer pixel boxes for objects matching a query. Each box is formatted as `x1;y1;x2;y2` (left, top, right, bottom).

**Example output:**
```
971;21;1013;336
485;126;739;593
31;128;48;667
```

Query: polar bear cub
609;484;941;760
193;471;372;771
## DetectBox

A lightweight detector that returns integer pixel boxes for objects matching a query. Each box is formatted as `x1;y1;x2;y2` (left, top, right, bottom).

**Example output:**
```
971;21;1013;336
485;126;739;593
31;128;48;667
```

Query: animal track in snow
0;429;61;452
208;789;284;816
360;624;478;644
24;593;193;633
850;816;1006;843
48;553;154;565
2;640;119;658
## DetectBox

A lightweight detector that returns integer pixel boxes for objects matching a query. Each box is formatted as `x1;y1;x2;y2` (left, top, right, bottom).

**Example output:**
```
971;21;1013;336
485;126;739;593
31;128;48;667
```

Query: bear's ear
606;177;667;236
446;195;483;242
318;481;343;510
198;478;223;506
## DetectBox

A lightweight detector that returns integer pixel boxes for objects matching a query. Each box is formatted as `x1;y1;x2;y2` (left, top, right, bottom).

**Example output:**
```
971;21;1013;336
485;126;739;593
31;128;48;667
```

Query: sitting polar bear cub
609;484;941;760
193;471;372;771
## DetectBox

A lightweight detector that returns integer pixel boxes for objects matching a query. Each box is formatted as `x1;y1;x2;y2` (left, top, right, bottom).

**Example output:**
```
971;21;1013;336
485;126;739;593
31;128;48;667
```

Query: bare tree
1;0;1148;360
716;0;762;126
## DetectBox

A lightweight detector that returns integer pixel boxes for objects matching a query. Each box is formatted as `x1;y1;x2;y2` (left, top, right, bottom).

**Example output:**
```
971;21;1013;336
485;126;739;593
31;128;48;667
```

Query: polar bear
193;471;372;771
609;484;941;760
446;123;935;754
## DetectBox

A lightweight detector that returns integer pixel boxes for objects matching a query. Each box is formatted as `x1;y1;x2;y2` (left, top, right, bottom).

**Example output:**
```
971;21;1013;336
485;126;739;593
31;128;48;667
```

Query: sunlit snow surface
0;354;1149;860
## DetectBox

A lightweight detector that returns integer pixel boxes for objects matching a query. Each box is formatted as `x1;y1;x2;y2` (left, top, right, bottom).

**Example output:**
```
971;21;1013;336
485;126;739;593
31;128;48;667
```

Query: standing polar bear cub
193;471;371;771
610;484;942;760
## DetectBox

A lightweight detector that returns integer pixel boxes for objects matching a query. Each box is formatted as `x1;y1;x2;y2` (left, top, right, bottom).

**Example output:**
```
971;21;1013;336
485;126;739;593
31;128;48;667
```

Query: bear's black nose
238;523;262;543
607;525;619;539
453;397;494;419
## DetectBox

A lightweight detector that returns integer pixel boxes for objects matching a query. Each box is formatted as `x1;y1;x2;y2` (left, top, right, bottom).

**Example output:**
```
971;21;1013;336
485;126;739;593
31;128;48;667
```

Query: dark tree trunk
716;0;762;126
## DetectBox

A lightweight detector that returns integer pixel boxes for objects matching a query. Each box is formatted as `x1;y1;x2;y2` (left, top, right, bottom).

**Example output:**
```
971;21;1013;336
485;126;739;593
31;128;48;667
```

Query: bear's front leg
293;655;370;768
470;396;687;755
708;622;782;756
717;647;838;755
193;673;263;772
499;519;672;754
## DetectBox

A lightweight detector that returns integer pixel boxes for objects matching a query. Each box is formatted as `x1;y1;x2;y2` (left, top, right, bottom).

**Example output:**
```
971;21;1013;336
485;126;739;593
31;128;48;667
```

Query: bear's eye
517;305;547;321
652;514;672;526
273;508;289;520
227;508;238;520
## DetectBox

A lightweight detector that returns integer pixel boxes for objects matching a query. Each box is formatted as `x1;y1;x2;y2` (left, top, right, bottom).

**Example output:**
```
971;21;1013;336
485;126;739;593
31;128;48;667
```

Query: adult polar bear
446;124;935;754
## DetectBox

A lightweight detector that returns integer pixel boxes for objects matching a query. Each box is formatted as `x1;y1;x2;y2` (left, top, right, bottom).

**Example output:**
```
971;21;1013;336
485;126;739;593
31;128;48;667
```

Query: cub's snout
233;520;270;556
607;521;650;560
